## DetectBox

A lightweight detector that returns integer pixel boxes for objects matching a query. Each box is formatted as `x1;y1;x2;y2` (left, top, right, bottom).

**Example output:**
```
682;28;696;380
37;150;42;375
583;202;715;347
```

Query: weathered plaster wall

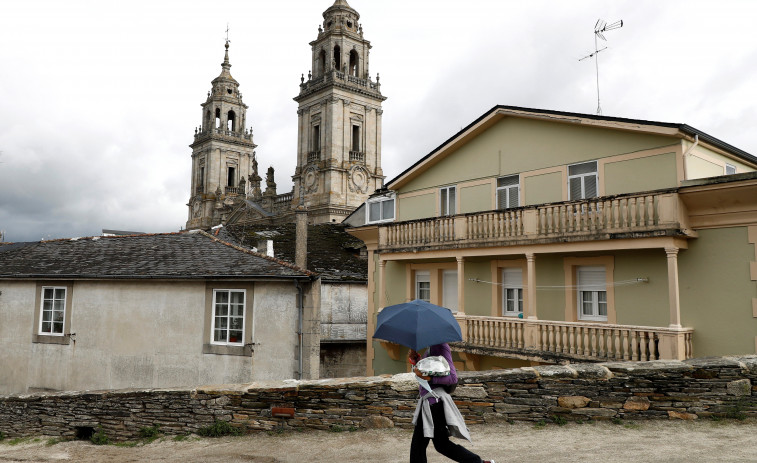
1;356;755;440
320;283;367;342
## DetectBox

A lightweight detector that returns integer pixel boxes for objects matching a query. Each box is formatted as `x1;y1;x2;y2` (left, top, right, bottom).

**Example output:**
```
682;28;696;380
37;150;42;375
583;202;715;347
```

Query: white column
665;247;682;328
456;256;465;314
526;253;537;320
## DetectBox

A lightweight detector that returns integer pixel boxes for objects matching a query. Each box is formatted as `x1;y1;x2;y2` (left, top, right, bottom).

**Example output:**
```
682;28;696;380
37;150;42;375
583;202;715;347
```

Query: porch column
525;253;537;320
456;256;465;314
665;247;682;328
378;259;387;311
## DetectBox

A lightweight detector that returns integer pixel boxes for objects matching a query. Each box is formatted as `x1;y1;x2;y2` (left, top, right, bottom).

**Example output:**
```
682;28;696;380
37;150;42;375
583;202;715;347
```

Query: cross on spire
225;23;230;45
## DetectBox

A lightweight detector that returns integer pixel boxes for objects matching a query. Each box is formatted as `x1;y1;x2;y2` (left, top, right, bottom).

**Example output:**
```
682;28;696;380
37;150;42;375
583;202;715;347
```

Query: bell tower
293;0;386;224
186;40;257;230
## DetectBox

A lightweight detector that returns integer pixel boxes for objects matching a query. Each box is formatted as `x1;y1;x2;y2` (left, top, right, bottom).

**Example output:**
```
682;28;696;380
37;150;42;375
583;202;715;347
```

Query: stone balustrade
456;315;693;362
1;356;754;441
378;190;690;250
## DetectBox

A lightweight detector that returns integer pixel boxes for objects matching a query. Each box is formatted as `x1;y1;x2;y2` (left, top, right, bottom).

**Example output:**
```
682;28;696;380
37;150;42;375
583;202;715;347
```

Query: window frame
502;268;524;317
567;161;599;200
203;282;254;356
725;163;737;175
576;266;608;322
39;286;67;336
32;281;73;345
210;289;246;346
563;257;616;323
439;185;457;216
415;271;431;302
366;195;396;224
496;175;520;210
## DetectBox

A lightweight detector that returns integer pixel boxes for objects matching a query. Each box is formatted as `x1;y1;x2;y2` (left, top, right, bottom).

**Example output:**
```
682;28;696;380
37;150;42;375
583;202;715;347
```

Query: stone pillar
665;247;682;328
378;259;386;311
301;278;321;380
525;253;537;320
456;256;465;314
295;206;308;270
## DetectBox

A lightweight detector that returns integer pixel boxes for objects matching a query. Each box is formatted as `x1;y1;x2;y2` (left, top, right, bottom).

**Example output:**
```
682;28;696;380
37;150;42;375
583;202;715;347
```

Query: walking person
409;343;495;463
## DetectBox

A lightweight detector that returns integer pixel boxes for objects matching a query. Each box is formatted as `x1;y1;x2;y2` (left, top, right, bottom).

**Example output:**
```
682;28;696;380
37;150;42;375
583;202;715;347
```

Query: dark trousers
410;402;482;463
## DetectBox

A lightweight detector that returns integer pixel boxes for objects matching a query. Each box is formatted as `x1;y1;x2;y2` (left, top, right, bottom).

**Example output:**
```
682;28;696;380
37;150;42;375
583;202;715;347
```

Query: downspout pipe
681;134;699;181
295;279;304;380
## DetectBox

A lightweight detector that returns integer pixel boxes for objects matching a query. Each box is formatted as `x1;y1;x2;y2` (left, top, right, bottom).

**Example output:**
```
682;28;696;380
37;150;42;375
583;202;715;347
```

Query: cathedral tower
293;0;386;223
186;41;256;230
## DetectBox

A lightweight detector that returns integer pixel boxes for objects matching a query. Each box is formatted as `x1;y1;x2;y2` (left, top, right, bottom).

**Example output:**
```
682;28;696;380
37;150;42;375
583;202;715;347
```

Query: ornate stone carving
349;165;369;193
303;166;319;193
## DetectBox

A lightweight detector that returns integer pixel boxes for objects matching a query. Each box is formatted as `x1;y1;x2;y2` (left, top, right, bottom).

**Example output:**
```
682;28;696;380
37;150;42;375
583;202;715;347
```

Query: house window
442;270;458;312
725;163;737;175
367;196;395;223
227;166;236;187
39;287;66;335
352;125;361;152
212;289;245;345
415;271;431;302
312;124;320;151
577;266;607;321
502;268;523;317
497;175;520;209
568;161;598;200
440;186;456;216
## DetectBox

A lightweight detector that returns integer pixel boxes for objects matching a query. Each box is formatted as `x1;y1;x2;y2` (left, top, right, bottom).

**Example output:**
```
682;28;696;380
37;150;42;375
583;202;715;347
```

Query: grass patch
551;415;568;426
0;431;5;442
173;434;190;442
7;437;32;446
114;441;138;448
329;425;344;433
624;423;640;429
348;426;358;432
138;425;162;443
611;417;623;425
197;420;242;438
533;420;547;429
46;437;68;446
90;427;110;446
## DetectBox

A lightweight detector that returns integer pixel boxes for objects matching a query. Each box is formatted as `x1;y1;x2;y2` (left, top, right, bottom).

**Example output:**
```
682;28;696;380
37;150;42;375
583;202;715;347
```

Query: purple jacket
418;343;457;405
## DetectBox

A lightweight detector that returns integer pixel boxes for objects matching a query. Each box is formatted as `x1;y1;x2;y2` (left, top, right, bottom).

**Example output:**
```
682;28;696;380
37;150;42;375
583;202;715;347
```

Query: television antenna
579;19;623;115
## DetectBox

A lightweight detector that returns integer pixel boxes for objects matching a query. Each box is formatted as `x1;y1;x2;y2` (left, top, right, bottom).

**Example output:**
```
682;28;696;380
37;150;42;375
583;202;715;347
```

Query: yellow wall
686;143;756;180
524;171;562;206
613;250;670;327
398;193;435;221
460;183;494;214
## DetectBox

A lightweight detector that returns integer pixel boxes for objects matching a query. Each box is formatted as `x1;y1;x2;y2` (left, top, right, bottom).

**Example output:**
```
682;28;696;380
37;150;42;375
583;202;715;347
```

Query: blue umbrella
373;299;462;351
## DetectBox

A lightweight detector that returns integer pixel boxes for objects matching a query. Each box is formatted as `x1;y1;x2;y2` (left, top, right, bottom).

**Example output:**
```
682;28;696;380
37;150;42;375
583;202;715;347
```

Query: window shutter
577;267;606;291
584;174;598;198
497;188;507;210
440;188;448;215
448;187;456;215
508;185;519;208
569;177;582;200
503;268;523;287
442;270;458;312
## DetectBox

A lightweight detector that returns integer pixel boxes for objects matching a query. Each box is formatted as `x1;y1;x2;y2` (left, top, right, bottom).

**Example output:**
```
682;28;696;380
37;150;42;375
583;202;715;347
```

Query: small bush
197;420;242;438
329;425;344;433
90;427;110;446
138;425;161;440
0;431;5;441
348;426;358;432
533;420;547;429
552;415;567;426
173;434;190;442
611;417;623;425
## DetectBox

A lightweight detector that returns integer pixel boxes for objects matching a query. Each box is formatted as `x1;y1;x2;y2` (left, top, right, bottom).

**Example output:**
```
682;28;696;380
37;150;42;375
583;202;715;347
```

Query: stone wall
1;356;756;441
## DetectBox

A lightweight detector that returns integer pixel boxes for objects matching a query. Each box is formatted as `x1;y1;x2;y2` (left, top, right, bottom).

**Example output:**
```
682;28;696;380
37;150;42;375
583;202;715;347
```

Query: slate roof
220;223;367;282
0;231;312;280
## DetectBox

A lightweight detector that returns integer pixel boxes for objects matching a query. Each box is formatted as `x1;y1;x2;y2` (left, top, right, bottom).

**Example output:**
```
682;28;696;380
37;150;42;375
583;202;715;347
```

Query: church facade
186;0;385;230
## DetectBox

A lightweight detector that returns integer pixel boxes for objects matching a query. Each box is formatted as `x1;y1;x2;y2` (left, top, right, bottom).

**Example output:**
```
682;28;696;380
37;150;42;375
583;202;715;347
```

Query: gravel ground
1;419;756;462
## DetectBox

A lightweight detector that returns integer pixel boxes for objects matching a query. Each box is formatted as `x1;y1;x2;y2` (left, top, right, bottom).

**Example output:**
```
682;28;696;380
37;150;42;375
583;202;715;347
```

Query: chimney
257;239;274;257
295;206;308;270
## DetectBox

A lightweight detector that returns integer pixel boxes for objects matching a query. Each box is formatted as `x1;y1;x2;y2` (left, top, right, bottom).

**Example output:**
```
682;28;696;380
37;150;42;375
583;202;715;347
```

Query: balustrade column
665;247;682;328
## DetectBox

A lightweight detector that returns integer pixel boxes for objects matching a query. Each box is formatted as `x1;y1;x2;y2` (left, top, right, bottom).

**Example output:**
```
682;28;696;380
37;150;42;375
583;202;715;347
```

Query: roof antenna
579;18;623;115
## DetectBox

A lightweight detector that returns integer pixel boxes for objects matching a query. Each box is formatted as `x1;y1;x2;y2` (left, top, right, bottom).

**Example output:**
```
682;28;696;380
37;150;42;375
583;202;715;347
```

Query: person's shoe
483;460;496;463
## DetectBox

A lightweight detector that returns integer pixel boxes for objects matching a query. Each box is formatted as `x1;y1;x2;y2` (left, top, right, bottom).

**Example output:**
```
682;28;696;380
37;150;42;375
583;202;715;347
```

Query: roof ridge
37;231;186;244
196;230;316;277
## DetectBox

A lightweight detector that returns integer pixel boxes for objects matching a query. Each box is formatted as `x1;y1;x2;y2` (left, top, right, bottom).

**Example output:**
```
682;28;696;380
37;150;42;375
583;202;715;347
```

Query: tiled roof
221;223;367;282
0;231;312;280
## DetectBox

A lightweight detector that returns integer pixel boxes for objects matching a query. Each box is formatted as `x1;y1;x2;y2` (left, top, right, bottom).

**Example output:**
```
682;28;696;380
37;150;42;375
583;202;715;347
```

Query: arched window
227;110;236;131
333;45;341;72
215;108;221;129
318;49;326;76
349;50;359;77
205;110;211;129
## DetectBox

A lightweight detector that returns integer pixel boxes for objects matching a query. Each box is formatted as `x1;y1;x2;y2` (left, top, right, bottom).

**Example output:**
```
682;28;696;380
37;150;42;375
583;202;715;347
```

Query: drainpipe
295;280;304;380
681;134;699;181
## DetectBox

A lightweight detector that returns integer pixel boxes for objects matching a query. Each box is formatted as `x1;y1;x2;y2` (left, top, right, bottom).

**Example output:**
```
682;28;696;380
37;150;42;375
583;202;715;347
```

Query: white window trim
501;269;523;317
210;289;246;346
366;195;396;224
496;175;520;209
725;163;737;175
39;286;66;336
440;185;456;216
576;266;608;322
568;161;598;200
415;271;431;302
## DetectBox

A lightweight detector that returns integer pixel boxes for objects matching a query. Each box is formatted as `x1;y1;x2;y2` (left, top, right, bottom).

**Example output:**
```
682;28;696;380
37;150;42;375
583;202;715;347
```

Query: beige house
0;231;320;395
348;105;757;375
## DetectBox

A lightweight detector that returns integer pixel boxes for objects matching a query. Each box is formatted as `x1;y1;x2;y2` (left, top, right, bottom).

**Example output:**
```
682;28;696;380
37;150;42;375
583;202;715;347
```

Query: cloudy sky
1;0;756;242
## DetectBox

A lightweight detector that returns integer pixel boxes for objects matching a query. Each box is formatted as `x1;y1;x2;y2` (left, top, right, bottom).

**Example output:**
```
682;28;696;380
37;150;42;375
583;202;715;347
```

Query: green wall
398;193;435;221
399;117;678;194
604;153;677;195
464;260;493;316
533;254;566;321
460;183;492;214
524;171;562;206
614;250;669;327
679;227;757;357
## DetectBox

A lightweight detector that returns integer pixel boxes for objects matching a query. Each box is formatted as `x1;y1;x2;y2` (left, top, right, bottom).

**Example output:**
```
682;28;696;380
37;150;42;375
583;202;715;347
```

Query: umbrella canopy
373;299;462;351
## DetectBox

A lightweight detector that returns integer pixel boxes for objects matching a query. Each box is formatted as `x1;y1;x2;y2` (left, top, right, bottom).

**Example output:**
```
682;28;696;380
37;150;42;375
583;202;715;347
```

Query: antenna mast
579;19;623;115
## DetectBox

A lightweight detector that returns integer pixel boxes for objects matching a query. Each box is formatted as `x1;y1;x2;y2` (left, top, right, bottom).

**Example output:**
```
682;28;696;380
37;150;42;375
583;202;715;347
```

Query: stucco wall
0;279;308;395
604;152;678;195
686;143;756;180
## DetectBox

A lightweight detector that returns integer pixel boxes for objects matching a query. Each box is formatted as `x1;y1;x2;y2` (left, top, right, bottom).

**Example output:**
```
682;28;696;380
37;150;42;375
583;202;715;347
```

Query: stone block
570;408;617;418
360;415;394;429
494;404;531;414
668;411;698;420
557;396;590;409
453;387;487;399
623;396;650;411
726;379;751;396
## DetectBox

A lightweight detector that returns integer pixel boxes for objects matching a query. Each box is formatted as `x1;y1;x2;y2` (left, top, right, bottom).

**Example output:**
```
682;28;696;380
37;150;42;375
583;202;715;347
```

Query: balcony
454;314;693;362
349;151;365;163
225;186;241;195
378;190;692;251
308;151;321;163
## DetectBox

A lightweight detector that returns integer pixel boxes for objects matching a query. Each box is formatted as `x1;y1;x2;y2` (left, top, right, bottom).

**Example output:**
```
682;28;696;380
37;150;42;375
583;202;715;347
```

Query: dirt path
2;420;756;462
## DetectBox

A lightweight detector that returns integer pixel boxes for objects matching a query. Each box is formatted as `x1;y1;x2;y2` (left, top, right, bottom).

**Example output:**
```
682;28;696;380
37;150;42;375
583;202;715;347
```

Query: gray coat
411;387;472;442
